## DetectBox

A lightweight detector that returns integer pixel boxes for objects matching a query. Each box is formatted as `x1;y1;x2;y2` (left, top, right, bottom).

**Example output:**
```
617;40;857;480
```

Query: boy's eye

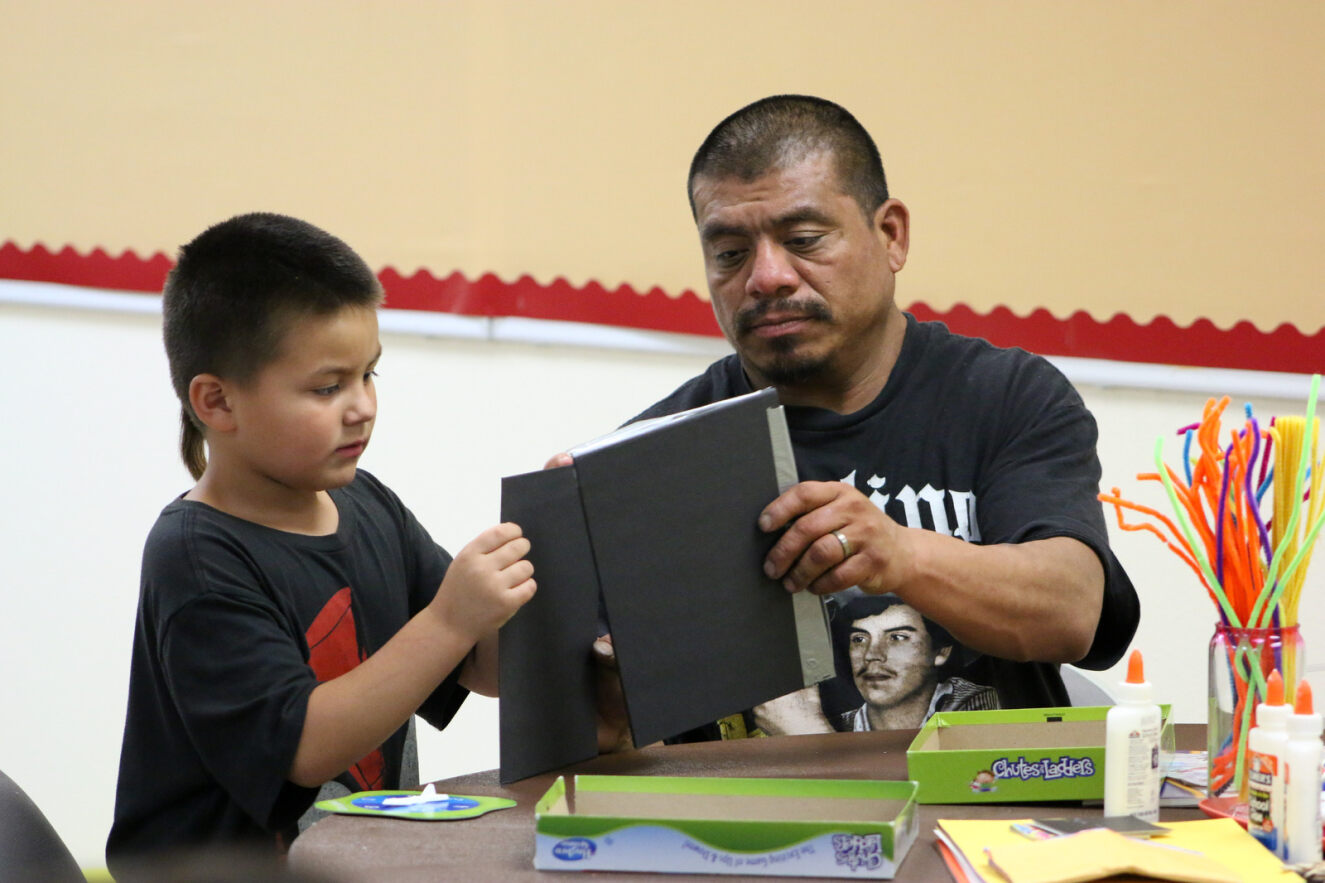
313;370;375;396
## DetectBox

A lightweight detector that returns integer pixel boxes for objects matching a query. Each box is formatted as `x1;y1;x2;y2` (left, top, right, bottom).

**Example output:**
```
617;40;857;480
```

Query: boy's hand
431;523;536;643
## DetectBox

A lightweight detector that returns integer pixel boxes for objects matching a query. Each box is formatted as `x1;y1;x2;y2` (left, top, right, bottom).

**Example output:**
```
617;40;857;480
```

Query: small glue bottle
1284;681;1323;865
1103;649;1162;822
1246;670;1290;857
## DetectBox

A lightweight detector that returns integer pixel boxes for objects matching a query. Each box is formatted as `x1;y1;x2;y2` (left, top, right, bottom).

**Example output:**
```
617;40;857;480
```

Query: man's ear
873;198;910;273
933;644;953;669
188;374;237;433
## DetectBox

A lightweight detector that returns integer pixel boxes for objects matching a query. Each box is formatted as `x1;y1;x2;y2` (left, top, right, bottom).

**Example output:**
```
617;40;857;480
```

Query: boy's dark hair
687;95;889;219
162;212;383;480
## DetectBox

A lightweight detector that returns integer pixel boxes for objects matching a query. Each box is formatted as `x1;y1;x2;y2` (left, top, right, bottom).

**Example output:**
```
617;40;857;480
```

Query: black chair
0;769;84;883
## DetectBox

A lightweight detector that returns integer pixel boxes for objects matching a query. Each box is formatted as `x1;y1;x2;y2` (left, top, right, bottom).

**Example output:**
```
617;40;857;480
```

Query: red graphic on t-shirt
305;587;384;791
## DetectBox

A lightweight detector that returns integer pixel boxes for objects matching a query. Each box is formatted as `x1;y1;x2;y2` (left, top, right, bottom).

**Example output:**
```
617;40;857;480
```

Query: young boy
106;213;536;869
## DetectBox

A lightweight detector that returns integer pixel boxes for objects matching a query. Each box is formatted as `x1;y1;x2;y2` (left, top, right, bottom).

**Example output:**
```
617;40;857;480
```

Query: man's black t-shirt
634;314;1139;730
107;470;466;868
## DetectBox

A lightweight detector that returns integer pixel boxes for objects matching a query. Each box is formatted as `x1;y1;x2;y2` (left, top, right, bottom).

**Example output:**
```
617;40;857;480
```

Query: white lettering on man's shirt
845;473;980;541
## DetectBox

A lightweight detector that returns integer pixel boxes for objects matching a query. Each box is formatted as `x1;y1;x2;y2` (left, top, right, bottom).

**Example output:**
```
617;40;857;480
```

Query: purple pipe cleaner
1216;438;1233;587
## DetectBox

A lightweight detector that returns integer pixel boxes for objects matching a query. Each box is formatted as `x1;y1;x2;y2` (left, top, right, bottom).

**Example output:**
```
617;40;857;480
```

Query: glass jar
1207;623;1305;801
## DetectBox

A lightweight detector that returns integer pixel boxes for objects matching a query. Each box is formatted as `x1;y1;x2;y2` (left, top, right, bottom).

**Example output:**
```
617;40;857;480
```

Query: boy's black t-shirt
633;314;1139;730
107;470;466;867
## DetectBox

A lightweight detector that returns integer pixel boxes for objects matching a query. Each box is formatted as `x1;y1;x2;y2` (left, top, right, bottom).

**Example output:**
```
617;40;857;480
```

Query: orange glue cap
1126;649;1146;683
1266;670;1284;706
1295;681;1314;714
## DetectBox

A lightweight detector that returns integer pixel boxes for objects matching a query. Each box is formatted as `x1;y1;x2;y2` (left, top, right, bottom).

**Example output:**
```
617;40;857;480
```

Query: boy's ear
188;374;237;432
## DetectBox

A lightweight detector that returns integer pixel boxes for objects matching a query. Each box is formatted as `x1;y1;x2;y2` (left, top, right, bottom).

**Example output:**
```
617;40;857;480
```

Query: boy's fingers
467;522;523;555
503;559;535;587
486;535;532;569
507;578;537;611
489;578;537;630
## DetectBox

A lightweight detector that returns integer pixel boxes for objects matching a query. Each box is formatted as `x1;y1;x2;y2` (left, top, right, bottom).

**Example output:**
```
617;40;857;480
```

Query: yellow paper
937;817;1298;883
985;828;1236;883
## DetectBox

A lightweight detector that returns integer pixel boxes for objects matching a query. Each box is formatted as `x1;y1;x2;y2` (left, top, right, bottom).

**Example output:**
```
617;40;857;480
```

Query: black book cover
498;388;832;783
498;466;601;783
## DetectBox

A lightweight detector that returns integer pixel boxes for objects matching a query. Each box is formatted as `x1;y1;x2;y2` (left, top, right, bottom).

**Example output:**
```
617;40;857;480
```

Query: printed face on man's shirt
848;602;949;711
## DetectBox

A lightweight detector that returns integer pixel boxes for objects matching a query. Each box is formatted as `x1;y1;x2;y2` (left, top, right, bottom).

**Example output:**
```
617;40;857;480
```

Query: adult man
831;592;998;732
631;95;1138;739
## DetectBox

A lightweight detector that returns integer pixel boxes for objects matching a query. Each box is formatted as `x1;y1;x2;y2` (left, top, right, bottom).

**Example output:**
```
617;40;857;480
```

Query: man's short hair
687;95;889;218
162;212;383;477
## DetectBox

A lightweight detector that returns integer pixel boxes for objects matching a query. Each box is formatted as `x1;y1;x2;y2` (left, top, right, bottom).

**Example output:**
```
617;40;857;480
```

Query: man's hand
761;482;1103;663
759;481;912;596
592;634;634;752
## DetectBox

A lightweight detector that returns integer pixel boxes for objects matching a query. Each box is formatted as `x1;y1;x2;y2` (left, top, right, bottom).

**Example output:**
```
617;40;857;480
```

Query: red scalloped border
376;266;719;337
0;242;175;292
905;303;1323;376
2;241;1320;374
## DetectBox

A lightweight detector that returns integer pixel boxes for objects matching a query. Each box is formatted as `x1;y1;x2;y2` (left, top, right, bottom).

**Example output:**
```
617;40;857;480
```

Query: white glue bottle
1284;681;1323;865
1103;649;1161;821
1246;669;1291;857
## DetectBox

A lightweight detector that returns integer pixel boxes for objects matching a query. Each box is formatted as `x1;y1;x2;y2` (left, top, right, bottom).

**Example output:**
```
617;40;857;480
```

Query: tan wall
4;1;1322;333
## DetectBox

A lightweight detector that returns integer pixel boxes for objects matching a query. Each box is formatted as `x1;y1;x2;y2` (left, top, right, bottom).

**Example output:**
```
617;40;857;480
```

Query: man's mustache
734;297;832;335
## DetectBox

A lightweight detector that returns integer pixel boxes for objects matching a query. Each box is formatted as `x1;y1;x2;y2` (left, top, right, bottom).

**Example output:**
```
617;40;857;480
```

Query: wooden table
290;724;1207;881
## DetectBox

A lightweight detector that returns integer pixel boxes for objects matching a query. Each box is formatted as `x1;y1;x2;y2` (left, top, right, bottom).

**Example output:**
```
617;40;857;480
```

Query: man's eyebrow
885;626;919;636
700;206;837;243
699;221;747;243
776;207;837;228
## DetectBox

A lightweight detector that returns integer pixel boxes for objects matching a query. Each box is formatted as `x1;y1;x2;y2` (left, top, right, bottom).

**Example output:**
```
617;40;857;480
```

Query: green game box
906;705;1173;804
534;774;919;878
